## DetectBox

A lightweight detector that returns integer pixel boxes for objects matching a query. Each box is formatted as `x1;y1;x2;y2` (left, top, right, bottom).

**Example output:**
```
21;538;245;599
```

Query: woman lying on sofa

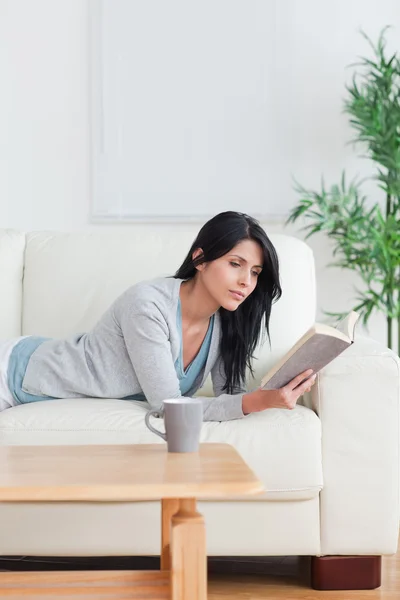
0;211;316;420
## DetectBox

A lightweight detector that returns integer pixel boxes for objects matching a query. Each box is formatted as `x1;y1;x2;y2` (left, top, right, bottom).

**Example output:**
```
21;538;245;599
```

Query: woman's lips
229;290;244;300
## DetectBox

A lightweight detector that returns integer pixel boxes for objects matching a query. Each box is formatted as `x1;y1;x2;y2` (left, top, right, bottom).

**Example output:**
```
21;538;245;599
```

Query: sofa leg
311;555;381;590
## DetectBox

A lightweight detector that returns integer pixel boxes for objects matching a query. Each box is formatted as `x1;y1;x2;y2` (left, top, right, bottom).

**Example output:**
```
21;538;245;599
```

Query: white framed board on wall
90;0;399;223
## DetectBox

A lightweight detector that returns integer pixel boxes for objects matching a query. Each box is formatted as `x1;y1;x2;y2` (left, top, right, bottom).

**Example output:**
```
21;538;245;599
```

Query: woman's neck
179;277;218;327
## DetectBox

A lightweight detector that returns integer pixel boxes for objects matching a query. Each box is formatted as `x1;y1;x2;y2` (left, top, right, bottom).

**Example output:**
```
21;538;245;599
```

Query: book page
335;311;360;341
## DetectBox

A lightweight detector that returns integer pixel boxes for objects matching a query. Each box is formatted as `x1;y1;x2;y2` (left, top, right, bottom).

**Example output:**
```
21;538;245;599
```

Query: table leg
170;498;207;600
161;498;180;570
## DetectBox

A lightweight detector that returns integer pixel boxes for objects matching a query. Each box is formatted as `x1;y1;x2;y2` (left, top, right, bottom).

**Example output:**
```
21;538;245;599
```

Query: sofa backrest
0;228;316;385
0;230;26;338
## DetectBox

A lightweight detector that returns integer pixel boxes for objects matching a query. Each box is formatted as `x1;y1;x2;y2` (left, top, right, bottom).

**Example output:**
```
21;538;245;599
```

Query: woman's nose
238;272;251;286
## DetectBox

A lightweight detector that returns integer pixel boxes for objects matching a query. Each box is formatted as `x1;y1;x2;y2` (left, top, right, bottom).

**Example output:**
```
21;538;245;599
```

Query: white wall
1;0;90;230
1;0;395;348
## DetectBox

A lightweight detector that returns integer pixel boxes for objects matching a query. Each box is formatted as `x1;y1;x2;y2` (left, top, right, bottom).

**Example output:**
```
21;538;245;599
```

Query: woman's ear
192;248;205;271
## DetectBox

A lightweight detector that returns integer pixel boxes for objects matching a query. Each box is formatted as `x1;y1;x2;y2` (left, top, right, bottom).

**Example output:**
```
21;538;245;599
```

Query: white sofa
0;227;399;589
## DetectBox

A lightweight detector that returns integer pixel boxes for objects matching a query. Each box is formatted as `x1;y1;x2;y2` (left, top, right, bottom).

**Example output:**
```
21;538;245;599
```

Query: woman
0;211;316;420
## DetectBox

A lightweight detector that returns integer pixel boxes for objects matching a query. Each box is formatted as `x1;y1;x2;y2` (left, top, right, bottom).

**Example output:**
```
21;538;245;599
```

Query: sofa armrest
310;335;400;556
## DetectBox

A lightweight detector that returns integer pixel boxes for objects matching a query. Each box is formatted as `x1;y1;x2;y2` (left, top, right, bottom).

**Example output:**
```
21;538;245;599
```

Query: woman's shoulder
115;277;183;315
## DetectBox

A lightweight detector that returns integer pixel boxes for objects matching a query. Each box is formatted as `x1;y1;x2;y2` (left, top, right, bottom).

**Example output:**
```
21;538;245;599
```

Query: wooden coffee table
0;443;263;599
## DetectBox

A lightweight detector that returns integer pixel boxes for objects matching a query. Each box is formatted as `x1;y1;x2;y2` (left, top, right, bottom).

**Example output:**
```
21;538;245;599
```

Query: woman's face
196;239;264;311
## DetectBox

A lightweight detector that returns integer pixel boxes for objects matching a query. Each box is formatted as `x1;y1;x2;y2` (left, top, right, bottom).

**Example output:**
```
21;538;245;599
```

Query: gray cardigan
21;277;246;421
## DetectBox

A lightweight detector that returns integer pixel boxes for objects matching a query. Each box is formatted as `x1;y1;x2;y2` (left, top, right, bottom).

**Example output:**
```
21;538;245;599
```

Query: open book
260;311;360;390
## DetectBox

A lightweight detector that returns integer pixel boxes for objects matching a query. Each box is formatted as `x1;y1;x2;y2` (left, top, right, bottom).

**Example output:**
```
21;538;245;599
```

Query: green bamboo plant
287;27;400;354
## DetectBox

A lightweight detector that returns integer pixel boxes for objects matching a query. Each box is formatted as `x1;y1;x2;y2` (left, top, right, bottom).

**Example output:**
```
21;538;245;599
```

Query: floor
207;551;400;599
0;538;398;599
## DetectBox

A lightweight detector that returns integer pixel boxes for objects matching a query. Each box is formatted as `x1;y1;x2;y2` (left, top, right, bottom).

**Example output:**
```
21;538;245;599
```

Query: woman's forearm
242;389;265;415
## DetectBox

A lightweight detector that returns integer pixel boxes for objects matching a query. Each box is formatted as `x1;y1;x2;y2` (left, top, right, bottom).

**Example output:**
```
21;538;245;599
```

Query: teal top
8;299;214;405
175;298;214;394
8;336;55;404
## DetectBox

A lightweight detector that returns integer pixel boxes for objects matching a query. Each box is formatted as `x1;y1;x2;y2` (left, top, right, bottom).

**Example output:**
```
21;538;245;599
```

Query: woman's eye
252;271;260;277
230;262;240;267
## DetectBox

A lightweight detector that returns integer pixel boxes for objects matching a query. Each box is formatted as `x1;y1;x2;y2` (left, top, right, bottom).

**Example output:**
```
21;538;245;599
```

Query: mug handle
145;409;167;441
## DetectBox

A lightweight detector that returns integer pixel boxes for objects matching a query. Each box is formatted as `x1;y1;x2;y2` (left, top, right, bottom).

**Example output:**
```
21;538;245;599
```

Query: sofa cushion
0;399;322;501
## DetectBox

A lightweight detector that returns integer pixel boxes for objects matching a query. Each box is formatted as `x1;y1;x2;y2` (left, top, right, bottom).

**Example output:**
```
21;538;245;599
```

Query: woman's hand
242;369;316;415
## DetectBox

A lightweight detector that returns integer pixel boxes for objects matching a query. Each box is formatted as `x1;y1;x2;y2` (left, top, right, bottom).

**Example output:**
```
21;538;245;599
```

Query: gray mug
144;398;203;453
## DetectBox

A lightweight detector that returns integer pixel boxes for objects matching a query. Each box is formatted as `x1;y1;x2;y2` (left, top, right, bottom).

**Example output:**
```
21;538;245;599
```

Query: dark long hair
174;211;282;393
